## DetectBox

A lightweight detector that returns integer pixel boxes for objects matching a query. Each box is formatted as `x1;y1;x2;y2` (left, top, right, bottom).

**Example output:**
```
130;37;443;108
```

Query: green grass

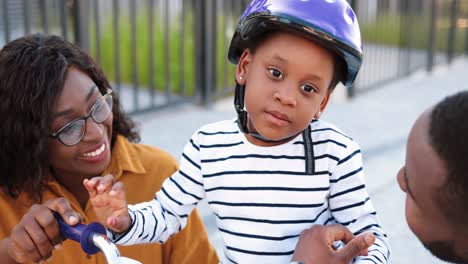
88;11;466;95
360;14;467;53
89;9;240;97
89;9;196;95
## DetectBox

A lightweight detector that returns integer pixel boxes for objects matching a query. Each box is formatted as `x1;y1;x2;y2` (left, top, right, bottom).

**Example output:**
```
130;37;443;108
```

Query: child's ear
235;49;252;85
314;93;331;119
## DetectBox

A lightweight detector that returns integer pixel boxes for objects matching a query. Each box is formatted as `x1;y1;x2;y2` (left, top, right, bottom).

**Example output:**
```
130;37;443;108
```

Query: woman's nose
82;118;104;141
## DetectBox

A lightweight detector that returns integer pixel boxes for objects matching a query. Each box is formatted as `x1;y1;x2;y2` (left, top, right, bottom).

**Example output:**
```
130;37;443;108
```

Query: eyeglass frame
49;89;113;146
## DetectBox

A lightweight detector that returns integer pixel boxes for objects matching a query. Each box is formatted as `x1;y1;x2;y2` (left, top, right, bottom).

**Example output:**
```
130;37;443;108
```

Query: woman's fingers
23;214;54;261
46;198;80;226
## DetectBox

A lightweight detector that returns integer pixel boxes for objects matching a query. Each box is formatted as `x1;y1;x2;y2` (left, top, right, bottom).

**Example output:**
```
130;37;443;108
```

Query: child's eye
268;68;283;79
301;84;317;93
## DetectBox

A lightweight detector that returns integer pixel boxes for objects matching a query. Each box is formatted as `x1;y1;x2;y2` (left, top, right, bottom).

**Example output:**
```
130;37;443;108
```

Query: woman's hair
0;34;140;200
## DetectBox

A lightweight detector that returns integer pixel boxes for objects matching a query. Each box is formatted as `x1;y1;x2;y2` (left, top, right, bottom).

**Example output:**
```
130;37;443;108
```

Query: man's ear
314;93;331;119
235;49;252;85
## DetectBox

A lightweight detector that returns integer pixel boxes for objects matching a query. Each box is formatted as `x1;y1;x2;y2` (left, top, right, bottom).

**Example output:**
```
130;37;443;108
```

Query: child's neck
244;133;293;147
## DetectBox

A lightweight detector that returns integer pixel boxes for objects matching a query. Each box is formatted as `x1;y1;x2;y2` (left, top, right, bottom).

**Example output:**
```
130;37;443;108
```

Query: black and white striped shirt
113;119;390;263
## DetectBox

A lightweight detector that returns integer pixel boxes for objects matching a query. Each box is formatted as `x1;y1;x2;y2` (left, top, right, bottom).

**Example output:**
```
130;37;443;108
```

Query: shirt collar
103;135;146;180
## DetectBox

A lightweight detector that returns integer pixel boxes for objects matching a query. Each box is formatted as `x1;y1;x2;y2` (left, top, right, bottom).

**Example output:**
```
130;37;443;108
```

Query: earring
239;76;243;80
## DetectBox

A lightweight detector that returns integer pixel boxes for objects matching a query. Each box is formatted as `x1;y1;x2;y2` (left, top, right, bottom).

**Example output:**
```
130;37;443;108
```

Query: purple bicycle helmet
228;0;363;87
230;0;363;149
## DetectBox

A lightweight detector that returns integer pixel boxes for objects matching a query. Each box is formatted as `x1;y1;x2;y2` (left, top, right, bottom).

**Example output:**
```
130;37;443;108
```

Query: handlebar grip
52;211;107;254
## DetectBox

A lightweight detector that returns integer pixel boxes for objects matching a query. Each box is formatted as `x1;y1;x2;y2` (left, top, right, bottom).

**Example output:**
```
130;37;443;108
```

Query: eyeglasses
49;90;113;146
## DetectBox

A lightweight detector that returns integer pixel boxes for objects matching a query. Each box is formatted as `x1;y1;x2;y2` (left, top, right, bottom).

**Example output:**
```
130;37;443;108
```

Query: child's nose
273;87;297;107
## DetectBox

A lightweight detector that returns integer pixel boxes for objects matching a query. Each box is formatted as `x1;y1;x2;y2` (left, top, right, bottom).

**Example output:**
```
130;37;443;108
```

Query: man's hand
291;224;375;264
83;175;131;233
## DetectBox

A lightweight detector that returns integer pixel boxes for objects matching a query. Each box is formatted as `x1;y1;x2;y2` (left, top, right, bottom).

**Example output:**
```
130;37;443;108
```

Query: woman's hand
5;198;81;263
84;175;131;233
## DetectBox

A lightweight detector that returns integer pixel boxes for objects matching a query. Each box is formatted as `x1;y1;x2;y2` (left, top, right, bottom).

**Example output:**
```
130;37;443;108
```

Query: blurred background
1;0;468;263
1;0;467;111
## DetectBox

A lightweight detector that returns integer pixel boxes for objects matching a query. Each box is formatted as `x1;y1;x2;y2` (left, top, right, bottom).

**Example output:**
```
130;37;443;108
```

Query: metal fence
350;0;468;96
0;0;467;114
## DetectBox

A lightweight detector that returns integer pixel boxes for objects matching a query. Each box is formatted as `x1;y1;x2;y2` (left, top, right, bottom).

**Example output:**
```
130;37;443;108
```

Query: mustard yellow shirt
0;135;218;263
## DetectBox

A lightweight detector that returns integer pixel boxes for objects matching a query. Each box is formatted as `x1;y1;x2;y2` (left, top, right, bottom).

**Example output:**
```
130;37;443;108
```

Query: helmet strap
234;82;314;174
234;82;299;143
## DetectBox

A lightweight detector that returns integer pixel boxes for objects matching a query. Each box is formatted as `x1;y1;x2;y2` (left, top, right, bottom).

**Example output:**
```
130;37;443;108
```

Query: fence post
447;0;459;64
466;18;468;56
207;0;217;105
2;0;10;43
195;0;217;106
347;0;358;98
194;0;206;104
427;0;437;72
71;0;90;50
398;0;412;76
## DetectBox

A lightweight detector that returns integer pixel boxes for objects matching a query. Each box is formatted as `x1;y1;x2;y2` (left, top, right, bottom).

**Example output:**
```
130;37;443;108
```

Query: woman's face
48;67;113;181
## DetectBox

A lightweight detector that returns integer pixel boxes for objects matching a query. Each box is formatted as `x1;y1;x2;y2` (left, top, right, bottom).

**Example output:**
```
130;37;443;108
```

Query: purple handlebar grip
53;212;107;254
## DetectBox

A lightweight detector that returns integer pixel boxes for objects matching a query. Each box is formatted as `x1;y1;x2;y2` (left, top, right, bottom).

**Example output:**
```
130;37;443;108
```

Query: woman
0;34;218;263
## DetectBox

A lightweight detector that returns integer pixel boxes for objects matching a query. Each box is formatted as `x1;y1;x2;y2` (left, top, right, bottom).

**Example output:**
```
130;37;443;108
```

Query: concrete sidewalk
133;58;467;263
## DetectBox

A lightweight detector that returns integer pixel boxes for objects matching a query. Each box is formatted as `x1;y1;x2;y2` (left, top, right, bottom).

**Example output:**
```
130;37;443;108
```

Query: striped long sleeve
111;131;205;245
328;140;390;263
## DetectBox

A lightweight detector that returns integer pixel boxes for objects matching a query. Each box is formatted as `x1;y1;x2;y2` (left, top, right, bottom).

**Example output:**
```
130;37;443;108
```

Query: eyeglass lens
59;95;113;146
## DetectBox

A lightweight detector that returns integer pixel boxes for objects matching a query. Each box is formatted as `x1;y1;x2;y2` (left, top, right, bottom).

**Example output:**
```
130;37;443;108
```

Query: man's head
397;91;468;262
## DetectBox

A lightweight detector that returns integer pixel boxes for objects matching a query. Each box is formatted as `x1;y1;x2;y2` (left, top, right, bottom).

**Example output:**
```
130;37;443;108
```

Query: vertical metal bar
205;0;217;105
447;0;459;64
112;0;121;91
130;0;139;110
205;0;213;105
195;0;205;102
40;0;49;34
72;0;90;50
93;0;101;64
347;0;358;97
222;0;228;92
164;0;171;102
148;0;155;104
3;0;10;42
180;0;186;96
427;0;437;72
220;0;228;94
465;16;468;56
59;0;68;39
23;0;31;35
226;0;235;89
398;0;410;76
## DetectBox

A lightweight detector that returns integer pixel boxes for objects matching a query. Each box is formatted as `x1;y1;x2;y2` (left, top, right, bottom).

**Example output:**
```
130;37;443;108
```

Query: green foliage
88;8;242;97
360;14;466;53
89;9;196;95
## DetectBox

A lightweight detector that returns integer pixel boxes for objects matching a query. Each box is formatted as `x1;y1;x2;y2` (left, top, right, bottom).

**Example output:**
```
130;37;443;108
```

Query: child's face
397;110;468;262
236;31;333;145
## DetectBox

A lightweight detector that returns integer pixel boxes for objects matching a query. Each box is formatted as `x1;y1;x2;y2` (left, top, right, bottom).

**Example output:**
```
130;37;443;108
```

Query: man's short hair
429;91;468;229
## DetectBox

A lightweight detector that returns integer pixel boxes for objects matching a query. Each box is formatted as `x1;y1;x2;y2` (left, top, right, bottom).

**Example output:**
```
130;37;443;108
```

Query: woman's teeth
83;144;105;157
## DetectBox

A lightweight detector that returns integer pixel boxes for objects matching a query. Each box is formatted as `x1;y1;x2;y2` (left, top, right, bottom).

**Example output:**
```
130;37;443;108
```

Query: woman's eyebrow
52;84;98;120
85;84;98;101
